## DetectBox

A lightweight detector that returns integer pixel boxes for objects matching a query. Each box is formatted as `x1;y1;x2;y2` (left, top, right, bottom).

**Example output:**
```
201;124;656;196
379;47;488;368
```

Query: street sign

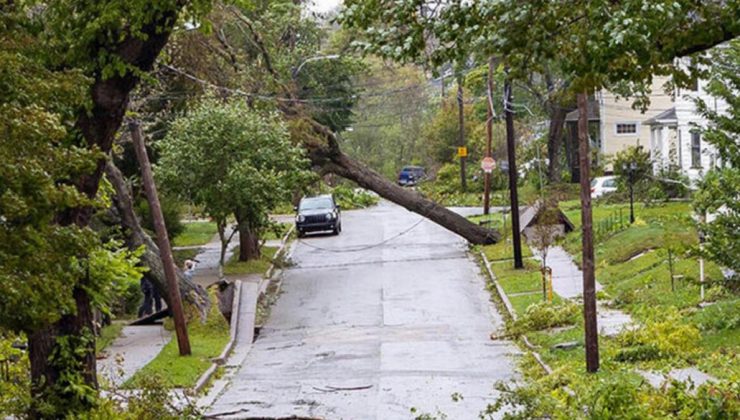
481;156;496;173
457;146;468;158
499;160;509;171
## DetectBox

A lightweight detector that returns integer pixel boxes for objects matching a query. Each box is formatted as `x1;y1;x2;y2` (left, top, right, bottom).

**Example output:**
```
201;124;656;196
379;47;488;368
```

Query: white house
644;78;728;183
565;72;727;184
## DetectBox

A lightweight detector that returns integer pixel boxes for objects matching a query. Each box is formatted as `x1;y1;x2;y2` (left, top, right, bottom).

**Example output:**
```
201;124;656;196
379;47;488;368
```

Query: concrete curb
478;250;554;376
193;280;243;393
265;224;294;280
480;251;517;321
193;224;295;394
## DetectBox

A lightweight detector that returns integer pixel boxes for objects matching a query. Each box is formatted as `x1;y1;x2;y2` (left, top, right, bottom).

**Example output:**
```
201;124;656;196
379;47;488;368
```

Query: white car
591;176;618;198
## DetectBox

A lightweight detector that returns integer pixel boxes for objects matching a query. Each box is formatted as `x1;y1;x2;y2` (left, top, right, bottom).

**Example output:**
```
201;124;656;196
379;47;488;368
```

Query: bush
616;310;700;361
110;277;142;317
654;165;690;200
691;299;740;332
512;301;580;333
136;194;185;240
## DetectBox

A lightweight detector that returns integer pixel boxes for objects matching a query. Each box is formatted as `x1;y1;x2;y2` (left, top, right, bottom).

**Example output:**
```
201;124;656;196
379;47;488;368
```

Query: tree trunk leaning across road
324;150;500;245
106;161;210;319
283;113;500;245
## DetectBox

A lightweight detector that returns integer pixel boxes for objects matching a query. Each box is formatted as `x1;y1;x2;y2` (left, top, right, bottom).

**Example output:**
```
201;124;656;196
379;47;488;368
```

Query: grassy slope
172;221;217;247
223;246;279;276
126;292;230;388
539;201;737;379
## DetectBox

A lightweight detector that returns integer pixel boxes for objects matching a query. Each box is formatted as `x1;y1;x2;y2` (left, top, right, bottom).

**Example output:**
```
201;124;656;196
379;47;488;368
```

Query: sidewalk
532;245;632;336
187;228;238;288
97;325;171;386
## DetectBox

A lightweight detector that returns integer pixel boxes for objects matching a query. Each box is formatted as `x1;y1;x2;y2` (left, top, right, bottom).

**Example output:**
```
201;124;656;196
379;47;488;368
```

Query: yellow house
565;77;675;173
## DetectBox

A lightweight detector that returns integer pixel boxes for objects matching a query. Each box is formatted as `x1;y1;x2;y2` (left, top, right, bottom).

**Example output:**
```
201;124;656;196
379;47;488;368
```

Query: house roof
565;101;600;122
643;107;677;126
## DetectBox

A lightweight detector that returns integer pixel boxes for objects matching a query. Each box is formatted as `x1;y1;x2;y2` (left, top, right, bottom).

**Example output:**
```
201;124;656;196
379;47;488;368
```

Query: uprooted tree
153;1;500;245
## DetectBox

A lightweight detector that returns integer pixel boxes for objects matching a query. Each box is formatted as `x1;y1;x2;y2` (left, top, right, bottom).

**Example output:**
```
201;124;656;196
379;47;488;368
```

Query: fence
595;208;629;242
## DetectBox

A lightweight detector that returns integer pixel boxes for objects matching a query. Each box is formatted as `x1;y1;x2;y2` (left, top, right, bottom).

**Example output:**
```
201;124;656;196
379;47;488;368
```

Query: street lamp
623;161;637;224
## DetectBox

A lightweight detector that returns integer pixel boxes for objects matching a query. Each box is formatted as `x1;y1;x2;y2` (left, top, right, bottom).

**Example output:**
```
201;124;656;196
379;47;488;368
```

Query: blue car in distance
397;166;426;186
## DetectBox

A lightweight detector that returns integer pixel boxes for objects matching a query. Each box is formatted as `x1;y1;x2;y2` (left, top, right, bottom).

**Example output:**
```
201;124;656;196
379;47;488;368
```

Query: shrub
616;310;700;361
512;301;580;333
692;299;740;332
110;277;142;317
136;194;185;240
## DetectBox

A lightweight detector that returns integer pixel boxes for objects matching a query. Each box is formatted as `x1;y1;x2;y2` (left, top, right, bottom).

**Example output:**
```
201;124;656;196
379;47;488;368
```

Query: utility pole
484;58;496;215
504;79;523;269
130;120;192;356
577;92;599;373
457;75;467;192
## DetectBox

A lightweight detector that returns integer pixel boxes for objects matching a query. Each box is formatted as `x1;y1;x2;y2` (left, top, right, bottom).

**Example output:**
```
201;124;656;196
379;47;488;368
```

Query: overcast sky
309;0;342;13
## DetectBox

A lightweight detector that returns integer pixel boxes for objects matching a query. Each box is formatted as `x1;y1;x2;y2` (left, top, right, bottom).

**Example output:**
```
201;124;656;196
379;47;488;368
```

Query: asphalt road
207;201;520;419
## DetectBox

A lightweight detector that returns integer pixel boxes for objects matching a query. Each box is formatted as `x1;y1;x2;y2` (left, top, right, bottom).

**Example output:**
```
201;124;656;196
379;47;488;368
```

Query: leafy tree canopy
156;97;312;238
340;0;740;93
0;9;144;334
692;40;740;277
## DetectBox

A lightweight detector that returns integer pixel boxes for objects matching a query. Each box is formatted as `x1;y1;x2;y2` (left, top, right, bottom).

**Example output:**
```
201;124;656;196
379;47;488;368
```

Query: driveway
207;201;519;419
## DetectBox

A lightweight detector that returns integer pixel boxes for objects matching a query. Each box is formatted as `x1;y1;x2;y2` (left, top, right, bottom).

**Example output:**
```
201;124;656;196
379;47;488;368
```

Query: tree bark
235;211;261;261
546;105;568;183
322;149;499;244
106;161;210;317
27;9;183;414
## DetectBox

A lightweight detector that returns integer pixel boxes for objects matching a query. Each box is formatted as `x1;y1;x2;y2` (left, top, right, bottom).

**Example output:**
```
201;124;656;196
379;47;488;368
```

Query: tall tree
157;98;311;264
156;2;499;244
1;0;212;415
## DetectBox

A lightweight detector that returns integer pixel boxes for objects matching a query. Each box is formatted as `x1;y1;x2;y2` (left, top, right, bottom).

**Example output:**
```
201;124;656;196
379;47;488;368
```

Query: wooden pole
484;58;495;215
130;120;192;356
577;92;599;372
457;76;467;192
504;79;523;269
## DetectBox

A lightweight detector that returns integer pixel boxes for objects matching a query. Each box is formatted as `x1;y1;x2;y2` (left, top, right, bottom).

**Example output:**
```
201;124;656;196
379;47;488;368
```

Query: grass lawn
481;198;738;383
556;200;737;379
126;293;229;388
96;322;124;354
223;246;279;276
173;221;217;247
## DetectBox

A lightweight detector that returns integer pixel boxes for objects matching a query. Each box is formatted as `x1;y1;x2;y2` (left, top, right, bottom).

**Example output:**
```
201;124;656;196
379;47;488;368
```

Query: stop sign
481;156;496;173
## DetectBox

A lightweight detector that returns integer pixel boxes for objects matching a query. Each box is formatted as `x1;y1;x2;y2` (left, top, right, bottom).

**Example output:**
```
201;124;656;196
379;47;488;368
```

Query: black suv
295;194;342;237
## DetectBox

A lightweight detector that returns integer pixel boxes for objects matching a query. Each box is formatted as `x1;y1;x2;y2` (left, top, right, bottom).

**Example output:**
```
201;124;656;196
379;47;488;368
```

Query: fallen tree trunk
302;122;500;245
106;160;210;319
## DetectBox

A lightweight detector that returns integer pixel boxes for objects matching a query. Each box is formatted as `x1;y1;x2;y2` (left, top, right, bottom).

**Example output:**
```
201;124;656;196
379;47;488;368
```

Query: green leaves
157;97;311;236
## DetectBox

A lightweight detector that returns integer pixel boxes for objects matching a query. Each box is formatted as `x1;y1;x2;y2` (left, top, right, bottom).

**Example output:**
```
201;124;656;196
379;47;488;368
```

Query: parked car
591;176;618;198
397;166;426;186
295;194;342;237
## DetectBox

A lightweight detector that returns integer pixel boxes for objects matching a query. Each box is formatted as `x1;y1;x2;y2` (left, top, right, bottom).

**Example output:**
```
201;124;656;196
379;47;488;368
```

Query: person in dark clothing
138;277;161;317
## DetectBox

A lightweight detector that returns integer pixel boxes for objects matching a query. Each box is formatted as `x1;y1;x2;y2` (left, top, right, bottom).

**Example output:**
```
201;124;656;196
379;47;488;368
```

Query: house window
691;132;701;168
615;123;638;135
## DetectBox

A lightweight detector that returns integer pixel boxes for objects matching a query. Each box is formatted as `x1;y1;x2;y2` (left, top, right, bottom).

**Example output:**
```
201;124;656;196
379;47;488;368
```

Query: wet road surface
207;201;520;419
